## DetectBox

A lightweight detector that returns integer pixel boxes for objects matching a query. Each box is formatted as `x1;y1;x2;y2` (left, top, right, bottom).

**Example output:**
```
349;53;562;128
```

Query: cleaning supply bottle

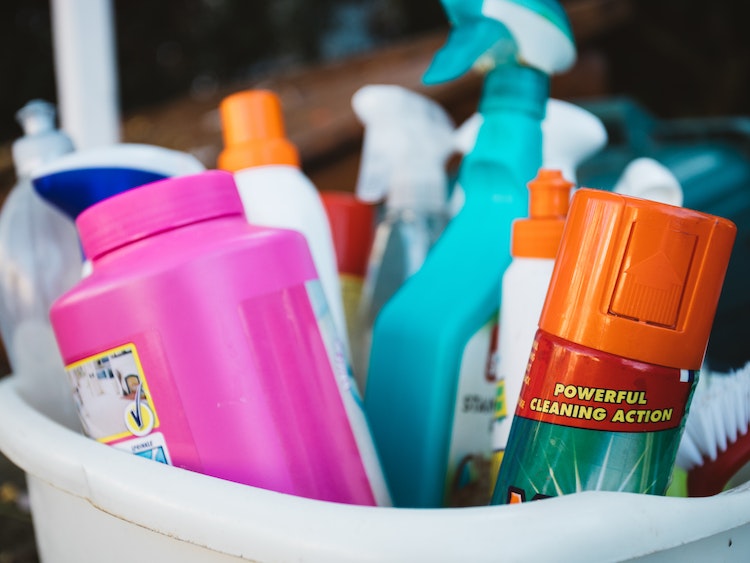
219;92;391;504
614;157;683;206
0;100;78;426
490;169;572;484
364;0;576;508
451;98;606;215
351;84;455;389
319;190;376;392
492;188;736;504
50;171;388;506
32;143;205;220
32;143;205;278
452;97;607;192
217;90;349;359
542;99;608;184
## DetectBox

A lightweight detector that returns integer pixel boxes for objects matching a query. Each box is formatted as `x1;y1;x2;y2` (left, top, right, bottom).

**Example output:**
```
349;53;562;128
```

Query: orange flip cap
512;169;573;259
540;188;737;369
218;90;300;172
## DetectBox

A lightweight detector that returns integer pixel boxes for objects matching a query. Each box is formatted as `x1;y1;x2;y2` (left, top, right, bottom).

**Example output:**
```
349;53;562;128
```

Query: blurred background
0;0;445;142
2;0;750;144
2;0;750;560
1;0;750;201
2;1;750;185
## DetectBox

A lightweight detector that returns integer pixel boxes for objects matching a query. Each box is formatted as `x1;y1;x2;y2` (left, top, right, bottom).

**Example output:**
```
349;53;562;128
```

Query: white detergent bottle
351;84;455;391
0;100;79;427
490;169;573;484
614;156;684;206
219;90;392;505
218;89;350;359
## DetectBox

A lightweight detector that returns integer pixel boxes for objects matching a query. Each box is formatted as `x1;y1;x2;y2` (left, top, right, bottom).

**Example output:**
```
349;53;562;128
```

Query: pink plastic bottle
50;170;381;506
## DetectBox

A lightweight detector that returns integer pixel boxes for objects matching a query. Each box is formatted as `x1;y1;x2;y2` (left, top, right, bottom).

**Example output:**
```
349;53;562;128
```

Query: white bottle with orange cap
217;90;349;360
217;90;392;505
490;169;573;484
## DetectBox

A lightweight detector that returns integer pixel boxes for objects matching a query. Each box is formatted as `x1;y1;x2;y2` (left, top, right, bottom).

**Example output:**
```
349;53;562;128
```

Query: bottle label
492;331;697;504
112;432;172;464
65;343;172;465
516;335;693;433
490;377;508;490
445;313;499;507
339;273;364;342
306;280;391;506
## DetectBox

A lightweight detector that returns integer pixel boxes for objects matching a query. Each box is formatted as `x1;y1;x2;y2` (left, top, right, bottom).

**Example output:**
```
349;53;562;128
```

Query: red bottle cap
320;191;375;277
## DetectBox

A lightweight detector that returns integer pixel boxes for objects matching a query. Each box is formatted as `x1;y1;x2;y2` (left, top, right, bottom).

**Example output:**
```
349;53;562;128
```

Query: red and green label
491;330;697;504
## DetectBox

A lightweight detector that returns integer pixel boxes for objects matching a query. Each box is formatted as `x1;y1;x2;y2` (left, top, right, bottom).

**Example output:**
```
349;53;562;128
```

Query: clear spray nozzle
352;85;455;211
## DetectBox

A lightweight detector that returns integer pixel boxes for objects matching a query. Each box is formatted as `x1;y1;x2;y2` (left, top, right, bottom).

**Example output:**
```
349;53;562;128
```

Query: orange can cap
217;90;300;172
511;169;573;259
539;188;737;369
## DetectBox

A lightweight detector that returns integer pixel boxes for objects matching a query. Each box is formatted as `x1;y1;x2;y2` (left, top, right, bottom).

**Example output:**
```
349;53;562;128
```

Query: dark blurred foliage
115;1;277;110
0;1;57;142
4;0;750;144
0;0;447;144
3;0;750;140
592;0;750;118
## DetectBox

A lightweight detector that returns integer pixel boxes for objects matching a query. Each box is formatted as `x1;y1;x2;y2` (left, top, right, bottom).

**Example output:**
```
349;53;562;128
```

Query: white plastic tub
1;374;750;562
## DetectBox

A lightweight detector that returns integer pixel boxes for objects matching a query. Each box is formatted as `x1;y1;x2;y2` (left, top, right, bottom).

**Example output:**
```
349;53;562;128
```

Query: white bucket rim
1;375;750;561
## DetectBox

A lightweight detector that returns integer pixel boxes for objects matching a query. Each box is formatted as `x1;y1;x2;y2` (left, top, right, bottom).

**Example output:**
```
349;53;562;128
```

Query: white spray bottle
452;97;608;193
351;84;456;391
614;157;683;206
0;100;80;426
542;98;609;184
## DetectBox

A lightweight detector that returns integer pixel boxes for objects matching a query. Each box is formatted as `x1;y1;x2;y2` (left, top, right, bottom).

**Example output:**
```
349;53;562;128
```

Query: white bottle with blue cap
31;143;205;278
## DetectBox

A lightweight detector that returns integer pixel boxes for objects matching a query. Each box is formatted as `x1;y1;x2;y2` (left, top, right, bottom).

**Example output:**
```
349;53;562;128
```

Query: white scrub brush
676;362;750;496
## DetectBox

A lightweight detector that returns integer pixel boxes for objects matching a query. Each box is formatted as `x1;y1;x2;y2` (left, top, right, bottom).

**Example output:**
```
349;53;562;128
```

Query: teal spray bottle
364;0;576;508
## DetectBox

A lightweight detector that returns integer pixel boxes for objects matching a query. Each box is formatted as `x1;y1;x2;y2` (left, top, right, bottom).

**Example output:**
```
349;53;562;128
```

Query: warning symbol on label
135;446;169;464
112;432;173;466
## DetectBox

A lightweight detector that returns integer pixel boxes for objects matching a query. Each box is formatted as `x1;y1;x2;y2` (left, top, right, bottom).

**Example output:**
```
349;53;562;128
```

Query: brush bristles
677;362;750;471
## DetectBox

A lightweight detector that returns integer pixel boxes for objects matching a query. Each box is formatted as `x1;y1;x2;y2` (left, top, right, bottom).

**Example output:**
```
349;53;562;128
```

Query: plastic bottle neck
12;100;75;179
479;65;549;120
457;65;547;203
